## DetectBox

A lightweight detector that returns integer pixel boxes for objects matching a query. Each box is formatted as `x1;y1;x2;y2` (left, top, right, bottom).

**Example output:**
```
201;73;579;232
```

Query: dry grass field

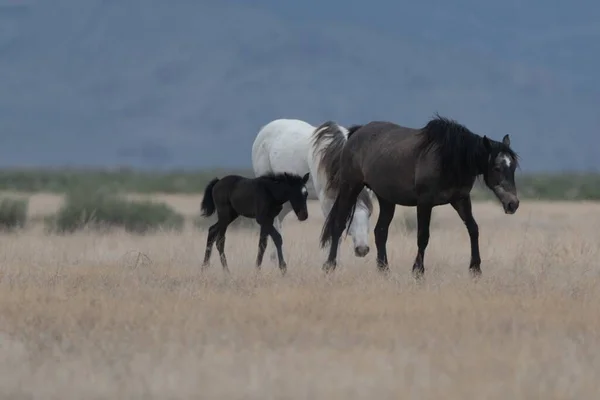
1;194;600;399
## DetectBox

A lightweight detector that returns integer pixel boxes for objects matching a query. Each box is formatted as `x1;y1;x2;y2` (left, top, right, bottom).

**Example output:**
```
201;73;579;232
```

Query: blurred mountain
1;0;598;171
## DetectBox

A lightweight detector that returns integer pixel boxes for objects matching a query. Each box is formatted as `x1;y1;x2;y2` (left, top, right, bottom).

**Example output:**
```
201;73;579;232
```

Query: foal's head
264;172;310;221
482;134;520;214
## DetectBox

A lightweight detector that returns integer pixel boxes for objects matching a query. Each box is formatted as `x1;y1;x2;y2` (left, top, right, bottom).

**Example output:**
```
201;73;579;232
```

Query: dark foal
200;172;310;274
320;114;520;279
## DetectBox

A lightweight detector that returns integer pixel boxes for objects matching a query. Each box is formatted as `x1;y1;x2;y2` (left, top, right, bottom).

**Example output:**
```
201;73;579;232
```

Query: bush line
0;168;599;200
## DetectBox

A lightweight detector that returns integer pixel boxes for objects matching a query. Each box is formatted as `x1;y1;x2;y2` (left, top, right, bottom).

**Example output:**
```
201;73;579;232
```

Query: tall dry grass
1;196;599;399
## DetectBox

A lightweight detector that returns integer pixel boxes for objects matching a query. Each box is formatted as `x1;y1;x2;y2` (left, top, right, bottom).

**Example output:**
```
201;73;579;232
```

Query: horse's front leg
256;225;269;270
266;224;287;275
412;204;432;280
374;196;395;274
270;202;292;262
451;196;481;279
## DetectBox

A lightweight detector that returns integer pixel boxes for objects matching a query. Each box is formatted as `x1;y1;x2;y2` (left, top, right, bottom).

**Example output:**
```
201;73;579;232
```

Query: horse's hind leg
412;204;433;280
319;195;342;261
323;183;364;272
202;222;219;268
215;212;239;274
374;195;396;274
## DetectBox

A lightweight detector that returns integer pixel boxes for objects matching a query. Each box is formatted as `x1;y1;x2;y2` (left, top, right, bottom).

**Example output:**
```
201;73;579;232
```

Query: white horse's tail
310;121;373;205
310;121;373;242
310;121;359;197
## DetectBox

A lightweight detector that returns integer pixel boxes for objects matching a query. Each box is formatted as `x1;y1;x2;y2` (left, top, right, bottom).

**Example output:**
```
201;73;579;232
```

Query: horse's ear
302;173;310;184
483;136;492;153
502;134;511;147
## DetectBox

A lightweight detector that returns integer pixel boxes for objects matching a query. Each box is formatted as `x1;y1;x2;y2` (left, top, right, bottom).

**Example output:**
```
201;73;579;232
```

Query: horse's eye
493;166;502;173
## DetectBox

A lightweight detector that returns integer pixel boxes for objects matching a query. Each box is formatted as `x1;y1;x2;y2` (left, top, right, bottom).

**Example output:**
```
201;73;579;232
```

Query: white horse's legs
269;201;293;262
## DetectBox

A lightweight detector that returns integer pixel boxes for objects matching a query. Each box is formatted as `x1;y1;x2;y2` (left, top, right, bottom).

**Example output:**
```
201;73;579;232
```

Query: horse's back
346;121;420;156
342;121;423;204
252;118;314;177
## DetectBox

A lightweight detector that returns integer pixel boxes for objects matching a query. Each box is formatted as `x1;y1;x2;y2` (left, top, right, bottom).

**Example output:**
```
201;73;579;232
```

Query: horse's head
286;172;310;221
482;134;520;214
347;189;373;257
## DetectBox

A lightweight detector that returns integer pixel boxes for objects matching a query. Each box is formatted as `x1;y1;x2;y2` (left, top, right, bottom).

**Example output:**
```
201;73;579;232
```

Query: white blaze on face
301;186;308;196
499;154;512;168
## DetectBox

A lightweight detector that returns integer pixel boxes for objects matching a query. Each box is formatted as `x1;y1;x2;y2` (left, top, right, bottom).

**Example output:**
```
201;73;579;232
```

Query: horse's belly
373;185;419;206
364;158;418;206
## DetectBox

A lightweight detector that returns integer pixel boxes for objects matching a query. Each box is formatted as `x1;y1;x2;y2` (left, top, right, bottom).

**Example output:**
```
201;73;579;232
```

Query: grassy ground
1;196;599;399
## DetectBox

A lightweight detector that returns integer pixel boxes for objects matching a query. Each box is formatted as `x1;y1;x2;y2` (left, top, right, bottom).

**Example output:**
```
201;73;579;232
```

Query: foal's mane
416;114;518;180
256;172;305;186
311;121;373;213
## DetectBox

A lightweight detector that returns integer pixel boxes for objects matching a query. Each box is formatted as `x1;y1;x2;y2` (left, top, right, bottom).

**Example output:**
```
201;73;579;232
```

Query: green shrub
0;197;28;231
2;168;600;201
47;190;184;234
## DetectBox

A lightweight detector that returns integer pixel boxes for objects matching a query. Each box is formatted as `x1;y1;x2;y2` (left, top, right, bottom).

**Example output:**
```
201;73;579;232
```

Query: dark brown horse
320;114;520;279
201;172;310;274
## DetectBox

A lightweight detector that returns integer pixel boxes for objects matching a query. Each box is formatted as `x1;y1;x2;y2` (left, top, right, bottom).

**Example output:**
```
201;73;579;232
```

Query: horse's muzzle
297;210;308;221
354;245;370;257
502;198;520;214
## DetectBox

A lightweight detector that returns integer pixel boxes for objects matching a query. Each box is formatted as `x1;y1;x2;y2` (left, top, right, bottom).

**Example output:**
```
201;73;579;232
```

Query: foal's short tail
200;178;219;217
320;188;357;248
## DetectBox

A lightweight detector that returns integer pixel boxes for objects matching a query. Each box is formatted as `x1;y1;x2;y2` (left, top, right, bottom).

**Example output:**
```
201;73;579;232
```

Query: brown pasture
1;194;599;399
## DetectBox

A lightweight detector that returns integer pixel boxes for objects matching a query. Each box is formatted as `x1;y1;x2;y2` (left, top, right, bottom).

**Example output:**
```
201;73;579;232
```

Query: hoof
469;267;482;280
376;262;391;277
412;264;425;281
279;262;287;274
322;261;336;273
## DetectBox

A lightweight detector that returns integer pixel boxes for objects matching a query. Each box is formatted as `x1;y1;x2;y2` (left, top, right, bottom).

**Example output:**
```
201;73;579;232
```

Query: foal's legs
323;183;364;272
412;204;433;279
269;201;292;262
257;221;287;274
451;196;481;278
374;195;396;273
268;225;287;274
256;224;269;269
214;211;239;273
202;223;219;268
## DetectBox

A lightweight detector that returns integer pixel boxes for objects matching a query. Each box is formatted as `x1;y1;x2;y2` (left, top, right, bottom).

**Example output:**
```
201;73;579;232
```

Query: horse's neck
262;181;288;204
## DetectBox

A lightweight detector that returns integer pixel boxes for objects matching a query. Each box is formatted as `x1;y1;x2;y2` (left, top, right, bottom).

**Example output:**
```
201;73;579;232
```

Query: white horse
251;118;373;262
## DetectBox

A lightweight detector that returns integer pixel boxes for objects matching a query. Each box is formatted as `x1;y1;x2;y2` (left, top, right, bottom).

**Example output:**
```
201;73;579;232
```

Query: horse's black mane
346;124;363;139
416;114;519;180
311;121;373;213
256;172;306;186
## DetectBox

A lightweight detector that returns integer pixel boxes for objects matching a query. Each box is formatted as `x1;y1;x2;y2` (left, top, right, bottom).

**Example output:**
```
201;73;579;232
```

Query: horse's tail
200;178;219;217
311;121;352;196
320;185;357;248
